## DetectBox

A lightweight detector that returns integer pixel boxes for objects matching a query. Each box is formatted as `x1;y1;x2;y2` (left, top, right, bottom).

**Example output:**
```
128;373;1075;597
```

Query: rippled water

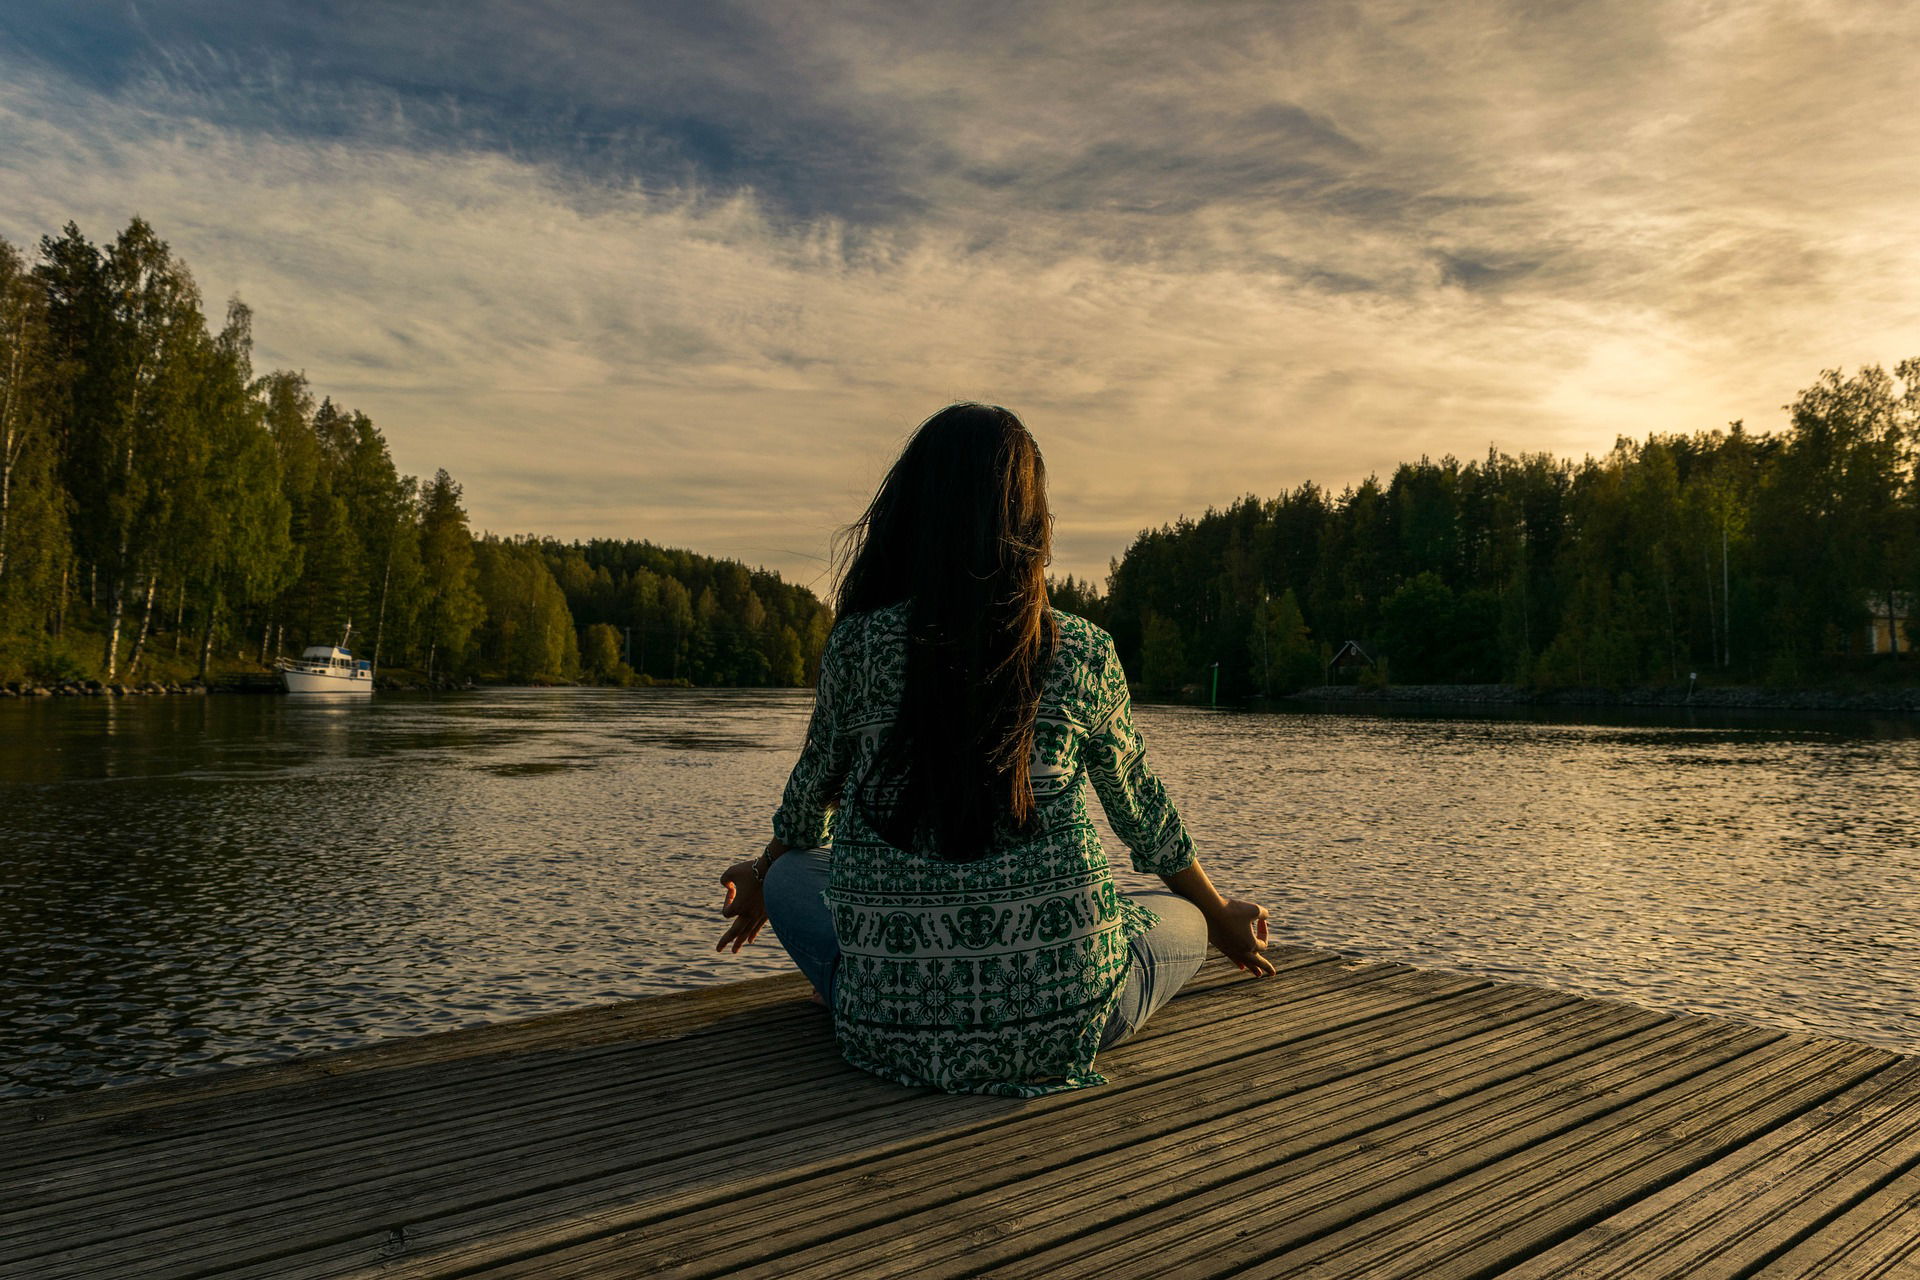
2;689;1916;1097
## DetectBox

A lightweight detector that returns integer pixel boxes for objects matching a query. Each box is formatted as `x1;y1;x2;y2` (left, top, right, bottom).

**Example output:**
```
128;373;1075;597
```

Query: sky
2;1;1918;590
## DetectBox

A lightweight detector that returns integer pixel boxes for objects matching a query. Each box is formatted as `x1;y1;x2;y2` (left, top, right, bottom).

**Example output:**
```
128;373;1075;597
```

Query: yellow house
1865;591;1913;655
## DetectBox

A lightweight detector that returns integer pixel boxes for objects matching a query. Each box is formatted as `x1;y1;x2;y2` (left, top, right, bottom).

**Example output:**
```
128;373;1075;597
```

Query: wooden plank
0;970;821;1182
6;954;1329;1231
465;982;1605;1280
0;949;1311;1181
705;998;1664;1280
1494;1057;1920;1279
1238;1041;1894;1279
982;1018;1792;1279
0;972;812;1135
1747;1147;1920;1279
190;960;1448;1280
13;955;1357;1279
8;950;1915;1280
3;1002;833;1200
8;951;1318;1214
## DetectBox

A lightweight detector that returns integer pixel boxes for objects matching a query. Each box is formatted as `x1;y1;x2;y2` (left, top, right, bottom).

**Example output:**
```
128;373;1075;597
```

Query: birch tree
0;238;66;645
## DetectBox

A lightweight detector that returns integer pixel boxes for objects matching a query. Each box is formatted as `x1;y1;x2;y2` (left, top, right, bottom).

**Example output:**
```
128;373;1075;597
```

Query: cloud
1;0;1917;587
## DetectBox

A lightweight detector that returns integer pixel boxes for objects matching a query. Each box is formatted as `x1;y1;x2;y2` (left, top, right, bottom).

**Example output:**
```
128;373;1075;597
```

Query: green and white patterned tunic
771;603;1195;1097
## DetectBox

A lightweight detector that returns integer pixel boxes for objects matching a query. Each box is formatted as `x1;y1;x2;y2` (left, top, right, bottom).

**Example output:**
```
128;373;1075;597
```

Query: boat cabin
294;645;371;674
277;632;374;693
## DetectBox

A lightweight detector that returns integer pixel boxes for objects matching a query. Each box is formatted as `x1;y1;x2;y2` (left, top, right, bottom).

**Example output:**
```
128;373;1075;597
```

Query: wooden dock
6;945;1919;1279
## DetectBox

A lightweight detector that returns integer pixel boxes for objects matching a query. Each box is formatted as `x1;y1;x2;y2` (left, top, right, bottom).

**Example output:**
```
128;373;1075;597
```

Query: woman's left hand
716;860;768;953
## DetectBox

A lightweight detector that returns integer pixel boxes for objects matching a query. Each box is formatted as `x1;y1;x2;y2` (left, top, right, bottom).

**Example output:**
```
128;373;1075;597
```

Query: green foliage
0;238;66;641
1048;573;1107;626
1139;610;1186;693
1248;588;1318;694
8;214;1911;697
582;622;628;684
474;537;578;683
537;537;828;688
1377;573;1454;684
0;218;832;689
416;469;485;681
1097;367;1920;694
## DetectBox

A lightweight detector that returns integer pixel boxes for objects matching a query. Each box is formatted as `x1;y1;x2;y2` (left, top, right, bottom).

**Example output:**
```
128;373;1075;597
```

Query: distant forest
1055;359;1920;696
0;218;831;688
6;218;1915;697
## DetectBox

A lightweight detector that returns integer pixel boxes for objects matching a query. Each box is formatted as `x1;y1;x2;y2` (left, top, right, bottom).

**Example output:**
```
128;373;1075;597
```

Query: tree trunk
0;424;13;582
426;637;438;688
198;598;218;680
1722;521;1731;668
259;616;272;665
52;559;69;637
102;573;127;679
1701;543;1717;676
373;555;392;669
125;573;159;676
172;582;187;657
1661;561;1678;681
0;317;22;582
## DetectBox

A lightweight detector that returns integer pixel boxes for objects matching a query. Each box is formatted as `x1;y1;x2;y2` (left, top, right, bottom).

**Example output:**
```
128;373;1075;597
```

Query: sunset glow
4;1;1917;584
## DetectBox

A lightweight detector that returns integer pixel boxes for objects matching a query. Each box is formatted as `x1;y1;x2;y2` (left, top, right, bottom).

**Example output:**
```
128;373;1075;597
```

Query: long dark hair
835;403;1059;860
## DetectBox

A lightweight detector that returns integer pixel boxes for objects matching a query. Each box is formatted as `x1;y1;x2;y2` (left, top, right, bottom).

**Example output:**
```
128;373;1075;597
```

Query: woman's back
772;602;1198;1096
721;401;1275;1097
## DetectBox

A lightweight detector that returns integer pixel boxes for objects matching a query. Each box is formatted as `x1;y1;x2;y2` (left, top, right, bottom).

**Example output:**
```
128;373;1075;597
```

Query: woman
716;403;1274;1097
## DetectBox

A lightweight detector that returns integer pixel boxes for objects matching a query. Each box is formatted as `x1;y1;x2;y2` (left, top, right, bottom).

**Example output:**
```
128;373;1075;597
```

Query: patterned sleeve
1084;631;1196;876
771;620;854;849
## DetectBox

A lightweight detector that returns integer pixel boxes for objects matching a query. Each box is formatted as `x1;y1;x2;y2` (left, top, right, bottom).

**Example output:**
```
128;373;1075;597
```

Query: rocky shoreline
16;678;1916;713
3;679;210;698
1290;683;1920;713
1;675;478;698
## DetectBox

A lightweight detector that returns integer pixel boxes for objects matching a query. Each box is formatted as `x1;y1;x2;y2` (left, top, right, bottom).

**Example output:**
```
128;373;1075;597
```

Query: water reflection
2;689;1917;1098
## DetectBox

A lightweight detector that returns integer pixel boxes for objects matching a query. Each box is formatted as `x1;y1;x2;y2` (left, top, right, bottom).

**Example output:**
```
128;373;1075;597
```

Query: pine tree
417;470;482;683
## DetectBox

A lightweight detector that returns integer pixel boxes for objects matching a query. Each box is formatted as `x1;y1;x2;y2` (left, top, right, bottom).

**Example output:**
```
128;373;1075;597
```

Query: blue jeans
762;849;1209;1049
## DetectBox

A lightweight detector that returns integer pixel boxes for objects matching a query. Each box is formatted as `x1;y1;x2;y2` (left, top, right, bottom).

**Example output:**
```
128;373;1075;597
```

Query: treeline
0;217;829;687
531;539;831;687
1073;361;1920;695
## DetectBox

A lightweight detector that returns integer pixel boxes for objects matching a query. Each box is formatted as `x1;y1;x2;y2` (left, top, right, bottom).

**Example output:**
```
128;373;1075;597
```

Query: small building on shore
1327;639;1376;682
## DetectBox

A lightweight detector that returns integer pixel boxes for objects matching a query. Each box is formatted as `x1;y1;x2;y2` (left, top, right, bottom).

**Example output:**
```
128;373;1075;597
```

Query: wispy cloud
2;0;1916;585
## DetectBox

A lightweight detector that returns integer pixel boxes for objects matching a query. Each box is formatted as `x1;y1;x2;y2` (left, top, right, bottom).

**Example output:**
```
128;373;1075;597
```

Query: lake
3;688;1917;1098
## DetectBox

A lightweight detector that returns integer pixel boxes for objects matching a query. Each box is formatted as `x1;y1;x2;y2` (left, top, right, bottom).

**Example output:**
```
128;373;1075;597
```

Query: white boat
277;627;374;695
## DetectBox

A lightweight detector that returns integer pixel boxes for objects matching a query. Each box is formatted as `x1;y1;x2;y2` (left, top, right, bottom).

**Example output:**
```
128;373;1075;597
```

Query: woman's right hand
716;860;769;954
1205;899;1277;976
